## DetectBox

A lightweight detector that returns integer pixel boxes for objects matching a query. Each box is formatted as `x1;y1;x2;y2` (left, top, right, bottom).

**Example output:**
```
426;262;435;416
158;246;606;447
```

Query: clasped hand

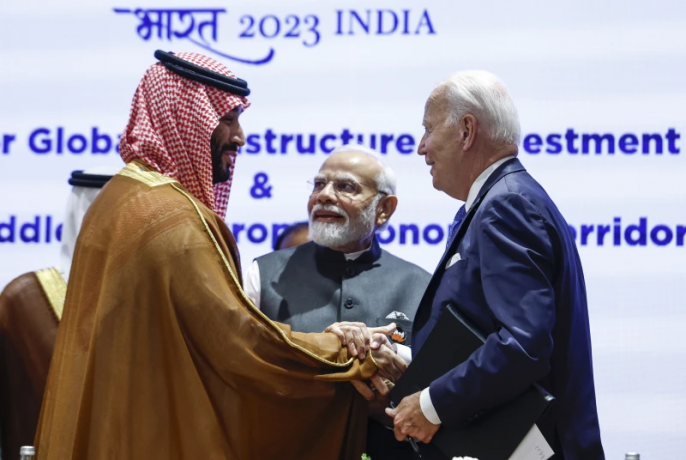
324;321;396;360
349;340;408;401
325;321;417;429
325;321;440;443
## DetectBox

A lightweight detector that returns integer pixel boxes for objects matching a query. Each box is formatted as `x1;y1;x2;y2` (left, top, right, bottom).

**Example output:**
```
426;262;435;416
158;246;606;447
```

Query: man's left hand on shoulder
385;391;440;443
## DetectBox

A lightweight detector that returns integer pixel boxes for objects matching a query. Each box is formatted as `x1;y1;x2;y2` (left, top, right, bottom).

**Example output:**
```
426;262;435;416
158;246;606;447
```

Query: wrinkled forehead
317;152;381;184
424;86;449;119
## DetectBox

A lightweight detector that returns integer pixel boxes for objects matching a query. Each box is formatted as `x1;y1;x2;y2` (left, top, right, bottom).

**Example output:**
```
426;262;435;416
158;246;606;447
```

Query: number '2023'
239;14;320;47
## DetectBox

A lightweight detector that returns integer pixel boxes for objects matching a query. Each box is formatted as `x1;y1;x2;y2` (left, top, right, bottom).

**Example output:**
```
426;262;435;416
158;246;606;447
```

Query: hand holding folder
389;305;555;460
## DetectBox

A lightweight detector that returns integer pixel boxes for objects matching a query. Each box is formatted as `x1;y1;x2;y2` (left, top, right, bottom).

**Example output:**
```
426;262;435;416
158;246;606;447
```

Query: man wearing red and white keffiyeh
33;52;394;460
119;51;250;218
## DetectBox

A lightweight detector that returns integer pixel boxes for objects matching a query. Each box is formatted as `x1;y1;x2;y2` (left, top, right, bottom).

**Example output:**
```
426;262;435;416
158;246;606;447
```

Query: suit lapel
413;158;527;337
438;158;526;269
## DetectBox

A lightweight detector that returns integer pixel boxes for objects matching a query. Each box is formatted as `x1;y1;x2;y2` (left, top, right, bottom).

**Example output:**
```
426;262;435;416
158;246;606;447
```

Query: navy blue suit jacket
412;159;604;460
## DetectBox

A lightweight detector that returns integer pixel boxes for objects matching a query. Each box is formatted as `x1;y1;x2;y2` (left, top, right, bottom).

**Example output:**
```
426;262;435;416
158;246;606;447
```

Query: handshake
325;321;443;444
324;321;409;422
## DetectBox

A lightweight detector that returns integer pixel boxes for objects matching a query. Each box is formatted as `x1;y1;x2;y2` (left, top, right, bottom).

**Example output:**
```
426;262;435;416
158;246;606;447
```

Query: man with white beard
244;144;431;460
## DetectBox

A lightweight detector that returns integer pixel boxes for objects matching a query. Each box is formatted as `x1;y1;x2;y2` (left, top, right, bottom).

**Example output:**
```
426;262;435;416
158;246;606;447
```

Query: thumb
385;406;397;418
371;322;396;336
370;332;389;349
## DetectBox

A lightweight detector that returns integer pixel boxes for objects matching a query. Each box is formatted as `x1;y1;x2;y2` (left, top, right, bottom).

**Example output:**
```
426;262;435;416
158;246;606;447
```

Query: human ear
376;195;398;226
461;114;478;151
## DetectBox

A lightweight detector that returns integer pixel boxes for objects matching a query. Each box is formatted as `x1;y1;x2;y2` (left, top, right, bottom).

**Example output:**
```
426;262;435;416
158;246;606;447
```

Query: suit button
344;298;354;309
346;267;356;276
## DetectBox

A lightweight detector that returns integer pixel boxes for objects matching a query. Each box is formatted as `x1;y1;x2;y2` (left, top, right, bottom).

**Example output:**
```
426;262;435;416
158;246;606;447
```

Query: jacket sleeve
429;192;556;426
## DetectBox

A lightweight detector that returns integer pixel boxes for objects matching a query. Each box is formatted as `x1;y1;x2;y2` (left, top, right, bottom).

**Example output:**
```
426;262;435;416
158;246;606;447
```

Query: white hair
437;70;521;145
330;144;397;196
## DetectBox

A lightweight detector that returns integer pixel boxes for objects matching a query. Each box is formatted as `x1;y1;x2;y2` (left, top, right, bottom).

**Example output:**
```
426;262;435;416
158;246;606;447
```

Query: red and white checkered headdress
119;52;250;218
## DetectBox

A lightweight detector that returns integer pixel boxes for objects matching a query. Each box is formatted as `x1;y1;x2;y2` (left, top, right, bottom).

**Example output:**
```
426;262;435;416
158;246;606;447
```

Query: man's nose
417;135;427;156
317;181;337;203
232;125;246;147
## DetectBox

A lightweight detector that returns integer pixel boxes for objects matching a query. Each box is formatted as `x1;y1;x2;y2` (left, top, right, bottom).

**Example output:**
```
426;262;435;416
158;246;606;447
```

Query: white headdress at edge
59;166;121;281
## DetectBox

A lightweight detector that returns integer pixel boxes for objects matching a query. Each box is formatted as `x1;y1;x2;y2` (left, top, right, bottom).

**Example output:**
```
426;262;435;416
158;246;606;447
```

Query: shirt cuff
396;344;413;365
420;387;442;425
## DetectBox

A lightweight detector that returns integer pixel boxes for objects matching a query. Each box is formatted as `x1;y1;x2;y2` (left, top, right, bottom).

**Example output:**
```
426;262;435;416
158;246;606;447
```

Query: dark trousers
413;442;446;460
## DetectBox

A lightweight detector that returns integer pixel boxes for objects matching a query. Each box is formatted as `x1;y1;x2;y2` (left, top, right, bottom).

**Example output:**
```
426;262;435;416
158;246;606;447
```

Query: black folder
389;304;555;460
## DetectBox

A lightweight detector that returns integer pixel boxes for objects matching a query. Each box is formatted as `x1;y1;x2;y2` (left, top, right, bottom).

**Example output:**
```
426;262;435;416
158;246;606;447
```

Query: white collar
465;156;516;211
345;245;371;261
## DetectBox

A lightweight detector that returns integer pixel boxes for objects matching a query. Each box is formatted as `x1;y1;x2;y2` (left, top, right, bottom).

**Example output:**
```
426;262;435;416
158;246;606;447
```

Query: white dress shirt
416;155;516;425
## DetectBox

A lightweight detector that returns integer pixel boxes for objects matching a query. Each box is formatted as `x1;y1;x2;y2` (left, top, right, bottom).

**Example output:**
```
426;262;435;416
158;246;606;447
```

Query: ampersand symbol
250;172;272;199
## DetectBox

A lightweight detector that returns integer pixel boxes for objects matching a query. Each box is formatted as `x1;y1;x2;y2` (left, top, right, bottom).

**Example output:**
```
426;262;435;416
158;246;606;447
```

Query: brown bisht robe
35;161;379;460
0;268;64;459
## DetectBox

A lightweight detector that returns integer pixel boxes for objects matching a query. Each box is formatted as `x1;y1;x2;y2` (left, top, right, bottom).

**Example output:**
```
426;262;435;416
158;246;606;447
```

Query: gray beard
308;197;380;248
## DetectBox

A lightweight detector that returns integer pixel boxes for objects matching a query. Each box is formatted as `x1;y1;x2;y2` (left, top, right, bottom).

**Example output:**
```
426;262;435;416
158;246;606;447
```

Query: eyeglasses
308;178;388;199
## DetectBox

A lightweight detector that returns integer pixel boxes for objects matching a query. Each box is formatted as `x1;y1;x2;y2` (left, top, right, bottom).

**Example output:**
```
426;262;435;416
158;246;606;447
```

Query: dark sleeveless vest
255;238;430;345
